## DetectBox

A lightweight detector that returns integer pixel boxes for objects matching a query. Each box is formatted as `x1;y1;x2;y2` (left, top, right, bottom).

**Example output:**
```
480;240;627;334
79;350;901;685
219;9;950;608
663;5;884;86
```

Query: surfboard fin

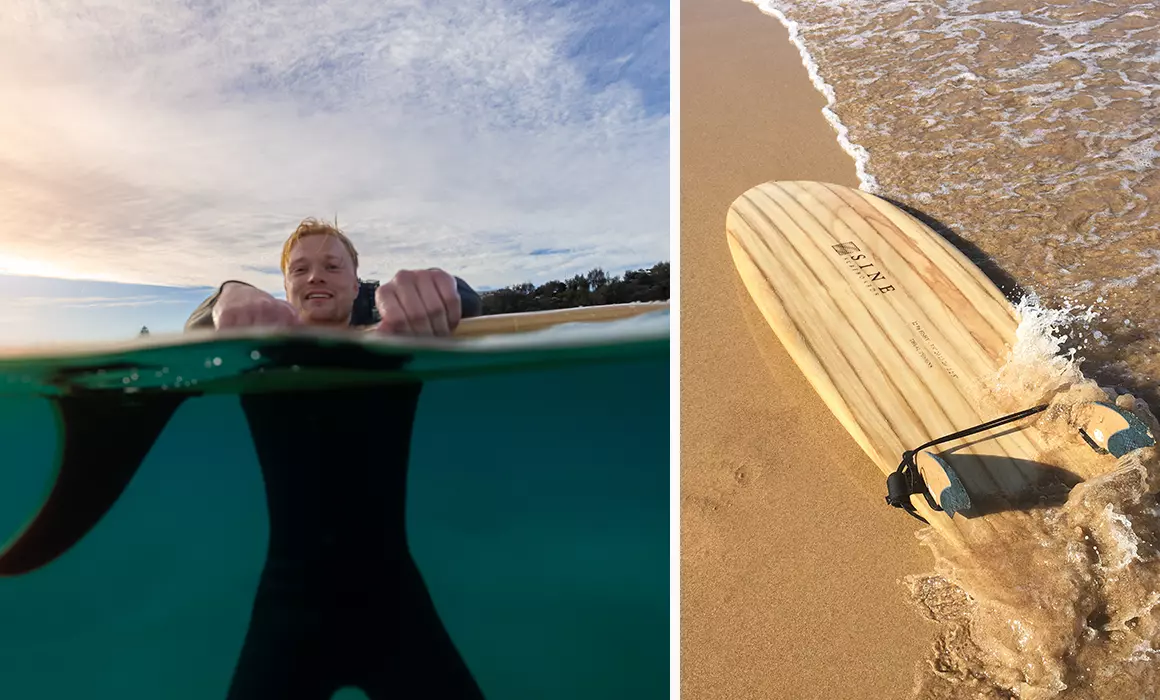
915;451;971;518
0;392;188;576
886;450;970;521
887;403;1048;523
1077;402;1155;458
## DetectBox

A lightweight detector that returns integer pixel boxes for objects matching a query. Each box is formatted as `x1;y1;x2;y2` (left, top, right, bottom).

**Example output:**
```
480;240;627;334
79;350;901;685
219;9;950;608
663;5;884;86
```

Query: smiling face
282;233;360;326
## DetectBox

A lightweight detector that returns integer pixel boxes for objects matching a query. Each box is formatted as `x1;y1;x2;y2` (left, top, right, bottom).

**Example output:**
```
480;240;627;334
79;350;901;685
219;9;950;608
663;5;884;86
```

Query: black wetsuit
227;386;485;699
184;278;487;698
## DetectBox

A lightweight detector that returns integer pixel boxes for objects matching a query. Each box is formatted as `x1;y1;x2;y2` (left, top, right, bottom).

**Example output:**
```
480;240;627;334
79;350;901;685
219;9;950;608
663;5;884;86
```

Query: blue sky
0;0;669;344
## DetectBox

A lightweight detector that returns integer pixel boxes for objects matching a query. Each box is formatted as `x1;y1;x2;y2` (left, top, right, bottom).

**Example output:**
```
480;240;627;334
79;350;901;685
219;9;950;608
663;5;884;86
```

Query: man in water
181;217;489;698
184;217;482;334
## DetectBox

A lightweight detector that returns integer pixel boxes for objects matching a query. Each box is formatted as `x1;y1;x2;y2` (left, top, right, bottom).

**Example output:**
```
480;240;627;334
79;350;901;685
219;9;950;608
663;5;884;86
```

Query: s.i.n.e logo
831;241;896;295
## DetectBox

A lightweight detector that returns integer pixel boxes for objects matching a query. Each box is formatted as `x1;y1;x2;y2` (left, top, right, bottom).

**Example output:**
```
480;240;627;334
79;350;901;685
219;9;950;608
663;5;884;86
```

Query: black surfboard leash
886;404;1050;524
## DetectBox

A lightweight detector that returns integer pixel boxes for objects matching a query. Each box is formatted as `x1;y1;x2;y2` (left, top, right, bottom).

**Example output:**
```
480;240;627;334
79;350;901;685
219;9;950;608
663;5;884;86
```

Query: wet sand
679;1;939;698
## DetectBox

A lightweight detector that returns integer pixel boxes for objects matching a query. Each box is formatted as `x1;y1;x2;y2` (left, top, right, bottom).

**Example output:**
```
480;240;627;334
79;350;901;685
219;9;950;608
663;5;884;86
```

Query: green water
0;318;669;699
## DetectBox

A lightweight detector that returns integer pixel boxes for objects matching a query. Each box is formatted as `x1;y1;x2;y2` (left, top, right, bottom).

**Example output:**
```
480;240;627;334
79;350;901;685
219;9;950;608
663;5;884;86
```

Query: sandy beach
679;1;939;698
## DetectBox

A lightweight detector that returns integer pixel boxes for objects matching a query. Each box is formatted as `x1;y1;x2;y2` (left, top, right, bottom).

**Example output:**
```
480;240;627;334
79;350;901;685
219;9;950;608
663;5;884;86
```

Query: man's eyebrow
289;253;344;265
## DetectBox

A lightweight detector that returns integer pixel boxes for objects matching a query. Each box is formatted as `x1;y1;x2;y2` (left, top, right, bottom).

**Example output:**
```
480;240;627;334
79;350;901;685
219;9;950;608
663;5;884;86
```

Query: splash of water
909;296;1160;699
988;292;1098;407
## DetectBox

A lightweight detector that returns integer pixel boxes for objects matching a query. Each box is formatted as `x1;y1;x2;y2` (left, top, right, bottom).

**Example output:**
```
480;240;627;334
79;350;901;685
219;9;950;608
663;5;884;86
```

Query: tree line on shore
477;262;670;315
353;261;669;321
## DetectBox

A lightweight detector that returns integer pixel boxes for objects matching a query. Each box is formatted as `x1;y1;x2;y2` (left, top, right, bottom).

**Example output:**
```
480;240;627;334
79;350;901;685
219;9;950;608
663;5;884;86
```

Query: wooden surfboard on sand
725;180;1152;550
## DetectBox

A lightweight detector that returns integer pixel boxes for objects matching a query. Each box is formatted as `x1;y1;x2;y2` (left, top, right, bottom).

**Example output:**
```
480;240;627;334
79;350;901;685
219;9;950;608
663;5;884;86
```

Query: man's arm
183;281;256;332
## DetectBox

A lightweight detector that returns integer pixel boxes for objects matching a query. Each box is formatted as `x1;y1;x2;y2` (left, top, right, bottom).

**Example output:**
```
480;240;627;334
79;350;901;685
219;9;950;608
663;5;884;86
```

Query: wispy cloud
10;295;191;309
0;0;668;295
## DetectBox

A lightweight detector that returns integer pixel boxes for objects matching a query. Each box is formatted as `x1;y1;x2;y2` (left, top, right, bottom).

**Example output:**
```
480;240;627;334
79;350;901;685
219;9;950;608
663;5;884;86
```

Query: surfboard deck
0;303;669;699
725;181;1137;549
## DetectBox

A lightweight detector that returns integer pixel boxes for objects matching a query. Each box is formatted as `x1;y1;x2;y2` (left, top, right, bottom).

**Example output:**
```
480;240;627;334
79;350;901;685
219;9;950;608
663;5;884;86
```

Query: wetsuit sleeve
455;277;483;318
183;280;256;332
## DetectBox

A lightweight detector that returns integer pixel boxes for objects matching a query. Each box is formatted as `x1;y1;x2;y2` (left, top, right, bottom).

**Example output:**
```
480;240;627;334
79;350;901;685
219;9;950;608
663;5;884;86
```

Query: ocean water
751;0;1159;401
744;2;1160;696
0;313;669;699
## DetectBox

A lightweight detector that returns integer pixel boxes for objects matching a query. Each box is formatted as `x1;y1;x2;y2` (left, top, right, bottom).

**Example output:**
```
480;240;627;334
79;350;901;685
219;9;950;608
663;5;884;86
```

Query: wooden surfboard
448;301;668;337
725;180;1148;551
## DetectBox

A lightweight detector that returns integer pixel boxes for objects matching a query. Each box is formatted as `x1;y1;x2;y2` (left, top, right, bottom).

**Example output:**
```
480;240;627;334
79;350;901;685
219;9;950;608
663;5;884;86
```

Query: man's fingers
432;270;462;332
374;270;462;336
215;306;247;329
250;301;293;327
375;286;413;335
393;275;436;336
215;299;299;330
414;272;452;336
273;300;302;325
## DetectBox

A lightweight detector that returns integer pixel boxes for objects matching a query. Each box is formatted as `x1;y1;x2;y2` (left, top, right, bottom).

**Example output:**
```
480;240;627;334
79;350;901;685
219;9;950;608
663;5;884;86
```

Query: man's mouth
304;292;333;301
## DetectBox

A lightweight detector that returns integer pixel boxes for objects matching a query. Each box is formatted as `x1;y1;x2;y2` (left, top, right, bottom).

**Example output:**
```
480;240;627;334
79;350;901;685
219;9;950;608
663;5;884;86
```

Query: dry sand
680;1;939;698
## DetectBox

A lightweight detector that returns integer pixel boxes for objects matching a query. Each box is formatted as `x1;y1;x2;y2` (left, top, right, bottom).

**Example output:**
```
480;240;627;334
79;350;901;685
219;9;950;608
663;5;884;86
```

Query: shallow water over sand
754;0;1160;405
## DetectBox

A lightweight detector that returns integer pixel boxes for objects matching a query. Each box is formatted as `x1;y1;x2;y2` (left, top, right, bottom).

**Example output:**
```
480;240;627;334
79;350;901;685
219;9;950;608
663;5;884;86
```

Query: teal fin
1079;402;1155;459
918;451;971;518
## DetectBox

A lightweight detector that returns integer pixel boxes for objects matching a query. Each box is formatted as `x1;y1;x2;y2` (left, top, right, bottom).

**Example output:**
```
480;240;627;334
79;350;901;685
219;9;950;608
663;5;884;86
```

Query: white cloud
9;295;190;309
0;0;669;293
